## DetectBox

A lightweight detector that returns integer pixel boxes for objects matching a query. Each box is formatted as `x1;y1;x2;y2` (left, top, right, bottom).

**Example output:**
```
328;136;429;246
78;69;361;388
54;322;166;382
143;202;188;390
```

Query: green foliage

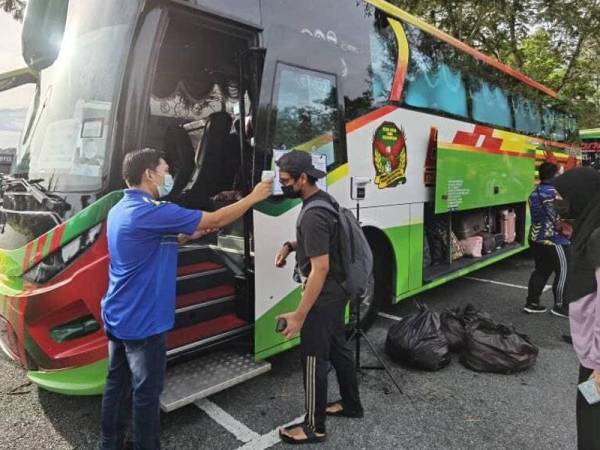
388;0;600;128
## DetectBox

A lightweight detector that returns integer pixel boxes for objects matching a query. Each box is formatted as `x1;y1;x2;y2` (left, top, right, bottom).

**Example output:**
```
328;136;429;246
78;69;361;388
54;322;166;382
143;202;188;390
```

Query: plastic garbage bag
460;317;538;374
385;303;451;371
440;307;464;352
440;303;489;352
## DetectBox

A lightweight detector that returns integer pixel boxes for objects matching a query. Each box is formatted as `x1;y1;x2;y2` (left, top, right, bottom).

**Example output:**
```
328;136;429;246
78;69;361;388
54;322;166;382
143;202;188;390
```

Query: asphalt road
0;252;578;449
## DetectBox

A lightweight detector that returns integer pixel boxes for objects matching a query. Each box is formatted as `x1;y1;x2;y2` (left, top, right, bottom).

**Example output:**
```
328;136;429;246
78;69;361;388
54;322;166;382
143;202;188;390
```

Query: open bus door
128;5;274;412
252;62;346;360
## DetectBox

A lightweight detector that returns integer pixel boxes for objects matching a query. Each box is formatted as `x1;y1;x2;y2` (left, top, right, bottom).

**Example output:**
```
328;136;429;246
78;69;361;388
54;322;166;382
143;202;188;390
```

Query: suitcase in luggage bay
493;233;505;248
498;209;516;244
459;236;483;258
478;232;497;254
453;211;489;240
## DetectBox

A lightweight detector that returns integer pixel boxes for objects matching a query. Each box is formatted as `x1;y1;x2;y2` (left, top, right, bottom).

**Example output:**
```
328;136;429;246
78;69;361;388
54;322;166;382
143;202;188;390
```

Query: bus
0;0;579;411
580;128;600;169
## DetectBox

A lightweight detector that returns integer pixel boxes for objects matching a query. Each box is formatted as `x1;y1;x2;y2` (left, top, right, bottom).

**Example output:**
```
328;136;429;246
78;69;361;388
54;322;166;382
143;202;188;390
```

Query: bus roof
368;0;559;99
581;129;600;139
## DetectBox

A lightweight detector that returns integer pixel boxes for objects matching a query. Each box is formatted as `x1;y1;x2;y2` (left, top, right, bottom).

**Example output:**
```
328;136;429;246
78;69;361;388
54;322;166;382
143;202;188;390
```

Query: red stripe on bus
49;224;66;254
16;298;26;366
346;105;398;134
22;242;34;272
34;234;47;265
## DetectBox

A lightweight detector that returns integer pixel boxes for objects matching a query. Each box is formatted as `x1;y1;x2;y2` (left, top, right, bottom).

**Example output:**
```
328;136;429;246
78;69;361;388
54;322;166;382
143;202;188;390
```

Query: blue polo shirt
101;189;202;340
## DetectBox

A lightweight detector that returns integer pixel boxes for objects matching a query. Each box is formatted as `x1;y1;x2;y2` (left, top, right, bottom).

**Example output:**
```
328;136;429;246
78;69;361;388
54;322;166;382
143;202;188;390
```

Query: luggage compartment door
434;126;536;214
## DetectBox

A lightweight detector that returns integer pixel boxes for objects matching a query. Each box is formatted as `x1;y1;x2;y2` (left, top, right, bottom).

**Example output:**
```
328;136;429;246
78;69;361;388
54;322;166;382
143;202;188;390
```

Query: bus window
19;0;139;192
542;106;565;141
512;94;542;135
369;26;397;107
271;64;343;170
470;78;512;129
403;24;468;118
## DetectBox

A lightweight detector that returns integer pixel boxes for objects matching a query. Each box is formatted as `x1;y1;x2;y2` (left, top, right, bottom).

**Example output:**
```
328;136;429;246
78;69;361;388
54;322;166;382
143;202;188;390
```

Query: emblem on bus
373;122;408;189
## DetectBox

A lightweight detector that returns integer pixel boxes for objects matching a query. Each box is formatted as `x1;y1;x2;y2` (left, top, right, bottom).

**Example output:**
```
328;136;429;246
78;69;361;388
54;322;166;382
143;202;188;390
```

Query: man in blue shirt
525;162;570;317
99;148;271;450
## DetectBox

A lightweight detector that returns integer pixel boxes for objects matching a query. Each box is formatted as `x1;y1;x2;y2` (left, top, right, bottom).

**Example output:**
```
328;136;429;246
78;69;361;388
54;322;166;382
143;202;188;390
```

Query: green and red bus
0;0;578;410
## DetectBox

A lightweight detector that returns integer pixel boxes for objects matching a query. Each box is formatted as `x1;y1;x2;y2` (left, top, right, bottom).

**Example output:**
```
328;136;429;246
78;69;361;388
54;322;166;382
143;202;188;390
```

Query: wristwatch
283;241;295;252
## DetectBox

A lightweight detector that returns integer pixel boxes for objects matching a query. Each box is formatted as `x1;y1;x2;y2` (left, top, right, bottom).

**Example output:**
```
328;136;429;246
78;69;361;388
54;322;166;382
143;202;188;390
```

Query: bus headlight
24;223;103;284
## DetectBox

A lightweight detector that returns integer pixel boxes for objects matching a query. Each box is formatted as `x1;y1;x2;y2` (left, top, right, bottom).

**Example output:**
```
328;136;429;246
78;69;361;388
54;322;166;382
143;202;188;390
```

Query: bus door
253;63;346;359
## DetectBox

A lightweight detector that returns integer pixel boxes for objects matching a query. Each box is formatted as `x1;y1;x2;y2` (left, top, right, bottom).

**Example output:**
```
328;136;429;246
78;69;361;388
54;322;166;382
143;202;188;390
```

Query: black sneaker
523;303;547;313
551;305;569;318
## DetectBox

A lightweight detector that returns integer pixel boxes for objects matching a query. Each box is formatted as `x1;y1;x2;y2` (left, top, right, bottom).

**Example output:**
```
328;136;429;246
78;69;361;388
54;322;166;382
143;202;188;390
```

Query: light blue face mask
157;173;174;198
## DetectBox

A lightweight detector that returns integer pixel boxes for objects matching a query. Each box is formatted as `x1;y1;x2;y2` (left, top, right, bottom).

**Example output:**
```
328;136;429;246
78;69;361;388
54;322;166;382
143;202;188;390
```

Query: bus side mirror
22;0;69;71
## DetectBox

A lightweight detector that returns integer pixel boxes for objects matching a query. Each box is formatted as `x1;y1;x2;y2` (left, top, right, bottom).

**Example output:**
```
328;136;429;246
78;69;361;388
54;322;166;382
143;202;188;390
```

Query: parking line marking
465;276;552;293
378;312;403;321
195;399;260;443
236;415;305;450
464;276;528;290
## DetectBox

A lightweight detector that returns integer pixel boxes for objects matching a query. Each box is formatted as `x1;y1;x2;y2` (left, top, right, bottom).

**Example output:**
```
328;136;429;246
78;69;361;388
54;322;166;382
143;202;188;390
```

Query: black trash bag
440;307;464;352
440;304;490;352
385;303;451;371
460;317;538;374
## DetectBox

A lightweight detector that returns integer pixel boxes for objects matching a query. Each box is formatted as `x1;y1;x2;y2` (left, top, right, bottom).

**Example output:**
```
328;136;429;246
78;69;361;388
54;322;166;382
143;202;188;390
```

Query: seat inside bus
143;15;253;212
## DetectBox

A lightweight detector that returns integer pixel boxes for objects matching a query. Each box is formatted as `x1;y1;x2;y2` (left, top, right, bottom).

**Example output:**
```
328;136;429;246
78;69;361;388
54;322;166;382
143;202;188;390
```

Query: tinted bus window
470;78;511;128
543;108;577;142
369;26;397;108
403;23;468;118
271;64;341;169
512;95;542;135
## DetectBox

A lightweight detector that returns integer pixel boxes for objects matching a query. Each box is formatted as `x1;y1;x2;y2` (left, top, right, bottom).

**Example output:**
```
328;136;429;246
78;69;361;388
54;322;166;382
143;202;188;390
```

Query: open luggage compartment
423;202;526;282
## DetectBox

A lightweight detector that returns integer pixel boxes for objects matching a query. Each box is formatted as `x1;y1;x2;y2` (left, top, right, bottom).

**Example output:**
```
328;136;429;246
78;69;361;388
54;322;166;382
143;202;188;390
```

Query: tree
0;0;26;21
388;0;600;127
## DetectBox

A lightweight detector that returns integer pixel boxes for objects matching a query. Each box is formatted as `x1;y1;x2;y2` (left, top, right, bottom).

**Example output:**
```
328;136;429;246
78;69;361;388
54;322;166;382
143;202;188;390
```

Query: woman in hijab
554;167;600;450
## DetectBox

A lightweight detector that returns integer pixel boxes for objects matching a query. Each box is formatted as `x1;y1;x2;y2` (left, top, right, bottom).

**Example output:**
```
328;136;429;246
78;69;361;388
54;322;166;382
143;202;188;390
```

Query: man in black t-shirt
275;151;363;445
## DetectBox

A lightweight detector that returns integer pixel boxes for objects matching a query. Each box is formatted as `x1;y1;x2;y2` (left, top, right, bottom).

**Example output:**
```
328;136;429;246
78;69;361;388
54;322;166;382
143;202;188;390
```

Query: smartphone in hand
275;318;287;333
578;378;600;405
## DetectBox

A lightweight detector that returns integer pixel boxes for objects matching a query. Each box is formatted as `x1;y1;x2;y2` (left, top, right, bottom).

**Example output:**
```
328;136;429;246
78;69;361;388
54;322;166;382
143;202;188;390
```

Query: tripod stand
347;200;402;394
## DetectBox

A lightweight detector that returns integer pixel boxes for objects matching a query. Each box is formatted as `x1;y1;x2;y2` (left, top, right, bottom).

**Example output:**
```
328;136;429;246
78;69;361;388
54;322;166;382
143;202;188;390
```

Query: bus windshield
13;0;139;192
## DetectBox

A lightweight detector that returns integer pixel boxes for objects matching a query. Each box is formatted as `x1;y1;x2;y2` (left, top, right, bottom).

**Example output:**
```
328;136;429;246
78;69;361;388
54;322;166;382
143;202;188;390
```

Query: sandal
279;423;326;445
326;401;364;418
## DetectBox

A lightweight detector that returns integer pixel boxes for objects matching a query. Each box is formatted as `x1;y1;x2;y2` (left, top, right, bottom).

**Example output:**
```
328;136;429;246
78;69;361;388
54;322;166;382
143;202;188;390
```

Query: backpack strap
296;198;345;287
296;199;338;228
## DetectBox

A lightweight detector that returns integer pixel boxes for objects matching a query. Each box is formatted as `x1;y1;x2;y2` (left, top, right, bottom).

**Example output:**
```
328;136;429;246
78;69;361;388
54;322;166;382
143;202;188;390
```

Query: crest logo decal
373;121;408;189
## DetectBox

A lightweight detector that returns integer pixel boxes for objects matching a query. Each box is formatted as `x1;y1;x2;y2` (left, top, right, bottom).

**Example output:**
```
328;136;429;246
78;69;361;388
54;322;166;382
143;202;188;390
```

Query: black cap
276;150;326;179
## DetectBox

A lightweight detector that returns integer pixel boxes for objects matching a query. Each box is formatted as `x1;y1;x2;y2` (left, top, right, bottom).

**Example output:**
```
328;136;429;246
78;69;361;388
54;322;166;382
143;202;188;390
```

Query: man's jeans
99;332;166;450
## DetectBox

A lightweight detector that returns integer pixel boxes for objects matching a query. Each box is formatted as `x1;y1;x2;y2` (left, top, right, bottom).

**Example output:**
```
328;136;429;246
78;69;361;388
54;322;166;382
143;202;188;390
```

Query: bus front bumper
27;358;107;396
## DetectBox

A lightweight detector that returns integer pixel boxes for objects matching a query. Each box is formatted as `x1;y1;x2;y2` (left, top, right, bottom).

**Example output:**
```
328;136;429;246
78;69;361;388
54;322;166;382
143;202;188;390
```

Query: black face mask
281;185;302;199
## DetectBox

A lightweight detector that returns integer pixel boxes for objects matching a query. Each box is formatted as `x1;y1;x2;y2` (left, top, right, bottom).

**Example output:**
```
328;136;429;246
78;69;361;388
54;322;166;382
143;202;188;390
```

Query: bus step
177;245;216;266
166;314;248;351
177;260;223;276
176;285;236;309
174;295;237;328
161;350;271;412
176;268;234;295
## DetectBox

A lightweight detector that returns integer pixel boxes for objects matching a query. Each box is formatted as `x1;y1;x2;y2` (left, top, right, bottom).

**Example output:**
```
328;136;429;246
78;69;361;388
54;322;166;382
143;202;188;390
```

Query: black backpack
297;196;373;303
